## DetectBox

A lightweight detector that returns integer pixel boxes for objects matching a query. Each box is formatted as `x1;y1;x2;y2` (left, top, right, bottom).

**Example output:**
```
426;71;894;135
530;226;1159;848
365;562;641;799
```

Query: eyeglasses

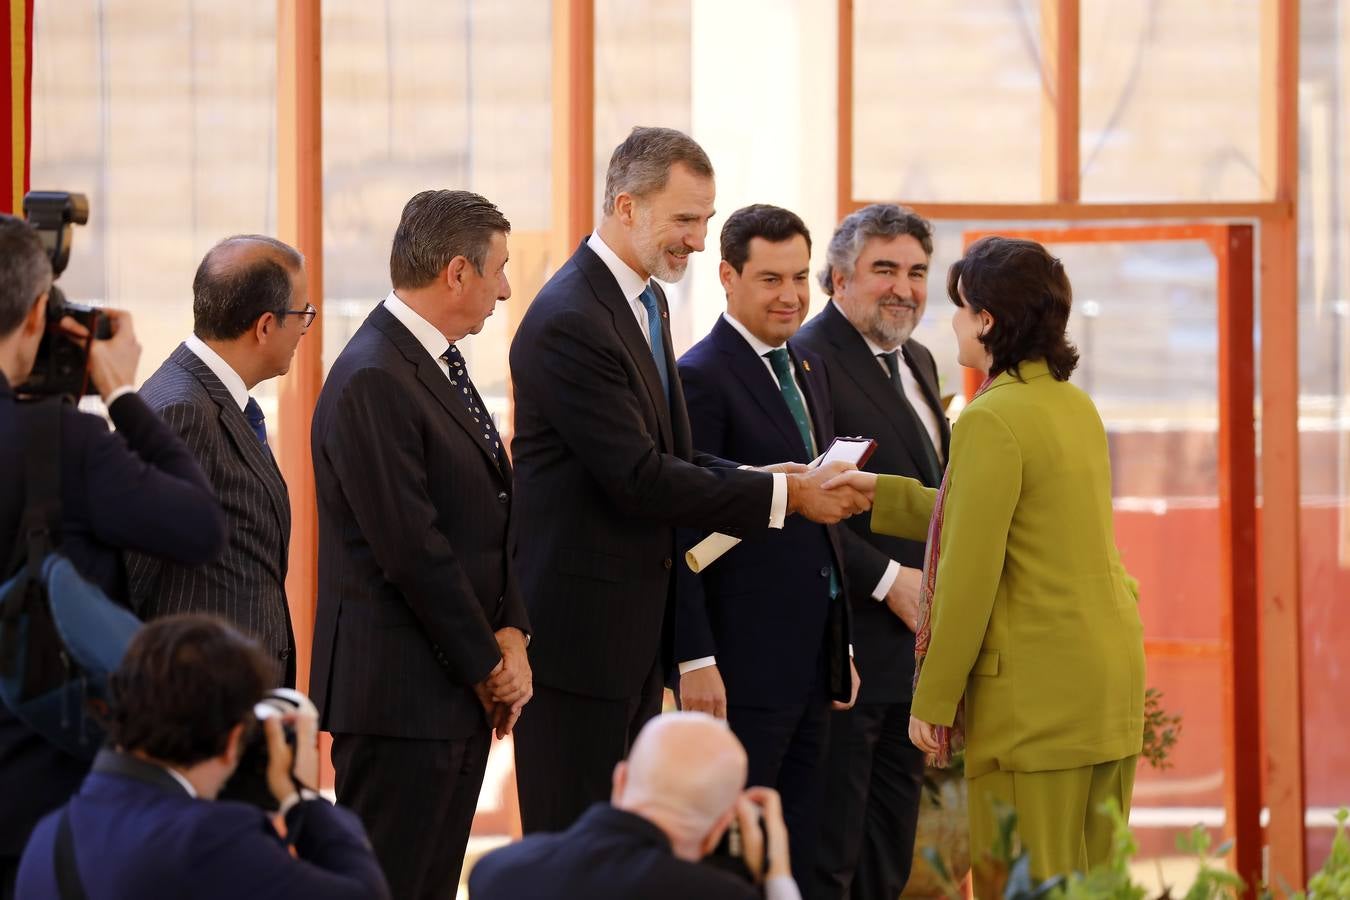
284;303;318;330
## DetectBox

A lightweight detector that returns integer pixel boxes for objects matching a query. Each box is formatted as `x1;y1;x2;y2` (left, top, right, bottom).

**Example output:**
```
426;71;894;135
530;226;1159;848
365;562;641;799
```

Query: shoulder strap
54;807;89;900
5;398;63;578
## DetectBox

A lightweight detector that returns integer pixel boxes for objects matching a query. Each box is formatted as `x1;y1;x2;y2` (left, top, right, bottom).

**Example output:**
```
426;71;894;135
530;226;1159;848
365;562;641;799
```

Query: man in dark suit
16;615;389;900
676;204;858;888
793;204;950;900
469;712;800;900
311;190;532;899
0;214;225;898
128;235;313;687
509;127;867;835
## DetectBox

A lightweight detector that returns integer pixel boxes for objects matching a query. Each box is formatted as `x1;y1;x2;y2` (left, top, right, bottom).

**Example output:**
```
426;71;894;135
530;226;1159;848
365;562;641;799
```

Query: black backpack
0;397;141;760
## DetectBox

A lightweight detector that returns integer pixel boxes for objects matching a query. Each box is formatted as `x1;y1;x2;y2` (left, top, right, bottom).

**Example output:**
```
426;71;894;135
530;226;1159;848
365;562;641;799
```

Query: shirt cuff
765;874;803;900
768;472;787;529
105;385;137;406
848;644;854;658
678;656;717;676
872;560;902;601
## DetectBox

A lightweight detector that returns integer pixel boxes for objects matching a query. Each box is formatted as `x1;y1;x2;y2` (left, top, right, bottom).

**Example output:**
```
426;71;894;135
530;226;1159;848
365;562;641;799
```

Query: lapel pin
661;310;668;319
802;360;812;372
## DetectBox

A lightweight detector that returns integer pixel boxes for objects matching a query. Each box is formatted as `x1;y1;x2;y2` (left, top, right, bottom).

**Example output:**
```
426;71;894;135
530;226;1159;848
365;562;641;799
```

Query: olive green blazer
871;359;1144;778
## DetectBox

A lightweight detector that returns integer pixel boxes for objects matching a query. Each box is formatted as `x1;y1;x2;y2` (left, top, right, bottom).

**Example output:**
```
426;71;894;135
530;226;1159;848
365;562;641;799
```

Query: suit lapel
713;318;809;460
820;303;937;483
171;344;291;547
574;242;676;452
790;344;833;457
369;306;506;480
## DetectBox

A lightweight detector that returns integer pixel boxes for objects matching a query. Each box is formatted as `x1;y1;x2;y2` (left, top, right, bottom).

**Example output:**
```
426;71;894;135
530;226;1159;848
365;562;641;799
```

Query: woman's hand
820;468;877;500
908;714;940;754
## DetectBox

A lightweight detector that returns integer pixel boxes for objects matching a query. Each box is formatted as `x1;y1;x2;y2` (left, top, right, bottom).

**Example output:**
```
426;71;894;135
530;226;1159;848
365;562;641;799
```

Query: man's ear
699;806;737;858
254;311;277;343
718;260;737;295
222;721;247;768
445;256;471;292
610;760;627;805
24;292;49;335
830;267;848;298
614;192;636;228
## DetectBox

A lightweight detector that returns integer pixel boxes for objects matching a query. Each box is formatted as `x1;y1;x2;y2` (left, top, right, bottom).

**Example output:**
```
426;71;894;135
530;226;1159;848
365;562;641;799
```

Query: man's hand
886;566;922;632
679;665;727;719
909;714;940;755
787;460;870;524
831;658;861;711
486;627;532;707
736;786;792;884
61;308;140;402
753;461;810;475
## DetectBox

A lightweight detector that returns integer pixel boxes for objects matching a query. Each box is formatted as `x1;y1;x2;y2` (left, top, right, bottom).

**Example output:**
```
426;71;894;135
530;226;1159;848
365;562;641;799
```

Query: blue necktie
637;284;671;403
243;397;269;448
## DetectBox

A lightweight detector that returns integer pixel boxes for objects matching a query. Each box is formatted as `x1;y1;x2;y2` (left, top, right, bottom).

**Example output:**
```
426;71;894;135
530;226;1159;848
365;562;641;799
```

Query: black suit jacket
675;317;851;706
509;240;774;700
792;301;950;704
17;749;389;899
128;344;295;687
0;373;224;858
468;803;758;900
310;304;530;741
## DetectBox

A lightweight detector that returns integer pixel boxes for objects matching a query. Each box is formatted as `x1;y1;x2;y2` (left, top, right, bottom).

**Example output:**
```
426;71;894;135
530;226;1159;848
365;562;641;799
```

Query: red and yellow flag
1;0;34;214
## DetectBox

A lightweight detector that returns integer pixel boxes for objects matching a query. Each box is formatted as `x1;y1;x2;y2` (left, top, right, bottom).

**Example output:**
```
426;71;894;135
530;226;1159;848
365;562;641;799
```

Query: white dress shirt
184;334;251;411
853;329;945;604
383;291;454;378
584;232;787;530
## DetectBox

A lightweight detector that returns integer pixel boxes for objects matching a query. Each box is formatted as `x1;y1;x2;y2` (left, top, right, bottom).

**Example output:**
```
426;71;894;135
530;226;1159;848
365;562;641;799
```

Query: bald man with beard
468;713;801;900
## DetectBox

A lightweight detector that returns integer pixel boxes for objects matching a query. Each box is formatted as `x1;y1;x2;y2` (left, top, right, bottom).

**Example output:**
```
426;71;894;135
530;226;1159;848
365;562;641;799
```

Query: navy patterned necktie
243;397;269;448
441;344;503;461
636;284;671;403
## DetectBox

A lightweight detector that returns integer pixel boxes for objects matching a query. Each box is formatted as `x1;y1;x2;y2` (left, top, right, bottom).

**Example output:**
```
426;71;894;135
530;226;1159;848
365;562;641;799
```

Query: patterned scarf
912;374;996;768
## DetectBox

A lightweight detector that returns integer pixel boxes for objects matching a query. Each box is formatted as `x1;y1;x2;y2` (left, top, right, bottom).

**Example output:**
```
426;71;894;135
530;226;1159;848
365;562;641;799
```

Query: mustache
878;297;918;310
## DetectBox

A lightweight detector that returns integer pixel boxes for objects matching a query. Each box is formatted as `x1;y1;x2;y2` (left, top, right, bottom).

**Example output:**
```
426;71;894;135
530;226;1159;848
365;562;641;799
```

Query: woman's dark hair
947;236;1079;381
106;615;272;766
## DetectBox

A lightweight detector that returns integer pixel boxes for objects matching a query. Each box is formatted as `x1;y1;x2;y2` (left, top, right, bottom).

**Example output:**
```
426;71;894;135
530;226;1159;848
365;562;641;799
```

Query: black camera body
218;688;305;812
17;191;108;400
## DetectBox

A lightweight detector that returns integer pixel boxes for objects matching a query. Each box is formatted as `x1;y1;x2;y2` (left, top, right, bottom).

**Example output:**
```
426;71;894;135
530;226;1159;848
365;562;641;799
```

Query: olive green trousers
967;755;1138;897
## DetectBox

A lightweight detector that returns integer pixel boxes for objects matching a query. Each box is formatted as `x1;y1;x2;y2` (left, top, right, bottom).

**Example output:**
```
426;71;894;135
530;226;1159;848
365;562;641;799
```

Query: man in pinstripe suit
127;235;313;688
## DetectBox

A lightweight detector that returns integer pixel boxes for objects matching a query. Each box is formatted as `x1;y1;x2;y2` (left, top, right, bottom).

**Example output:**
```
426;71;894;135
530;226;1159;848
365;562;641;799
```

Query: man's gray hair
389;190;511;290
817;204;933;296
601;126;714;216
0;214;54;336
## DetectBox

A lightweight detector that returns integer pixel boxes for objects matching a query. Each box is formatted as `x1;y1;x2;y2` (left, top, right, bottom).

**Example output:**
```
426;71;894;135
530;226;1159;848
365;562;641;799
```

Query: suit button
820;567;830;578
663;558;673;570
497;491;509;503
278;648;290;659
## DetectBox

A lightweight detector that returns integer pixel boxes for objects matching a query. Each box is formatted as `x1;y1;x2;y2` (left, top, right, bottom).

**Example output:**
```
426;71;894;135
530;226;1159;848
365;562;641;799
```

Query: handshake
474;626;532;739
774;459;874;525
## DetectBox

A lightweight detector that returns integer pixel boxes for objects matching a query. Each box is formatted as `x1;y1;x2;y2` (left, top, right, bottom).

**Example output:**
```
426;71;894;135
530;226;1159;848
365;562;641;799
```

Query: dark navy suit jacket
675;316;852;707
16;749;389;899
469;803;758;900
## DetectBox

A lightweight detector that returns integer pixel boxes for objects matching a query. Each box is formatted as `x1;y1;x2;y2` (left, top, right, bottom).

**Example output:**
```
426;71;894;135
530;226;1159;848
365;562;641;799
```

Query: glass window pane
1079;0;1264;201
852;0;1043;203
321;0;551;435
30;0;276;403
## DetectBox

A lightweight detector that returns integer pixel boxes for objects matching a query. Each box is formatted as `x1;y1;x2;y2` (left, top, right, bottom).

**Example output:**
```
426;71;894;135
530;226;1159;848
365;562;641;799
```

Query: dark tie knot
878;350;902;378
638;285;660;315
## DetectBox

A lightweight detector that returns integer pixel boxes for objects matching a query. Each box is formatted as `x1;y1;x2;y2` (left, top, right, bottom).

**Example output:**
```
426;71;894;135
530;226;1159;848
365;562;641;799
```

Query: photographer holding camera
0;212;226;897
15;614;389;900
468;712;799;900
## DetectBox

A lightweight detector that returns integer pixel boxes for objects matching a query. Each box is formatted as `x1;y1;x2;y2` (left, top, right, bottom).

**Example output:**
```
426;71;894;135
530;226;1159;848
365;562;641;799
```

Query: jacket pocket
971;649;1001;677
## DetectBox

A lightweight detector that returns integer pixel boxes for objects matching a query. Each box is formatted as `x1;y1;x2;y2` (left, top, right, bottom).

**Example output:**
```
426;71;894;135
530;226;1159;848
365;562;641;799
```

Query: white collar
586;231;651;303
721;311;785;358
184;335;249;411
383;291;450;362
163;765;198;799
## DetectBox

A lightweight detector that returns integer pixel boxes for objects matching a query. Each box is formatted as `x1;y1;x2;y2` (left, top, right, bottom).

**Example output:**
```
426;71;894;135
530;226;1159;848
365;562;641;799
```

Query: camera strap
53;807;90;900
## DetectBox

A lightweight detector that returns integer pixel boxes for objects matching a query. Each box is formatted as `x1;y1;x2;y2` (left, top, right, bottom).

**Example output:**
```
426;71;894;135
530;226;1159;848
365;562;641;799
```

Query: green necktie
766;348;840;599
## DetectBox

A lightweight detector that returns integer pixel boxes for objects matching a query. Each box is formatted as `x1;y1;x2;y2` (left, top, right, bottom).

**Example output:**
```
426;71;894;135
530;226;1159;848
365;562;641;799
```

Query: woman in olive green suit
827;236;1145;887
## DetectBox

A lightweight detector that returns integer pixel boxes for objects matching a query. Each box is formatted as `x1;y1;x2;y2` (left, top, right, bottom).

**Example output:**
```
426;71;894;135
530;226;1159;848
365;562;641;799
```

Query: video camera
18;190;109;400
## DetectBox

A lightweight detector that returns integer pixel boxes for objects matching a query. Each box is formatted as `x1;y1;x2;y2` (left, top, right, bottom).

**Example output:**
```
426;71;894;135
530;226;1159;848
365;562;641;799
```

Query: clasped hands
758;459;873;525
474;626;531;739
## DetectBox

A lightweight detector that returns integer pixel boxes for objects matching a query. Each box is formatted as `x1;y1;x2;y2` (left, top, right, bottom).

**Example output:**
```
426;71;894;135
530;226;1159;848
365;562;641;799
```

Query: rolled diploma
685;532;740;573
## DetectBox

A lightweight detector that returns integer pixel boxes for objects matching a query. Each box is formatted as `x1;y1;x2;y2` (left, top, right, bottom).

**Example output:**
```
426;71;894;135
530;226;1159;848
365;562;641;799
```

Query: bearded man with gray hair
508;127;868;837
792;204;950;900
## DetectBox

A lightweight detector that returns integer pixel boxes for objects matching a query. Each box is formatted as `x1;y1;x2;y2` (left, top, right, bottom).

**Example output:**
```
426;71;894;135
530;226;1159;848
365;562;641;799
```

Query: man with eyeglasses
127;234;314;688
